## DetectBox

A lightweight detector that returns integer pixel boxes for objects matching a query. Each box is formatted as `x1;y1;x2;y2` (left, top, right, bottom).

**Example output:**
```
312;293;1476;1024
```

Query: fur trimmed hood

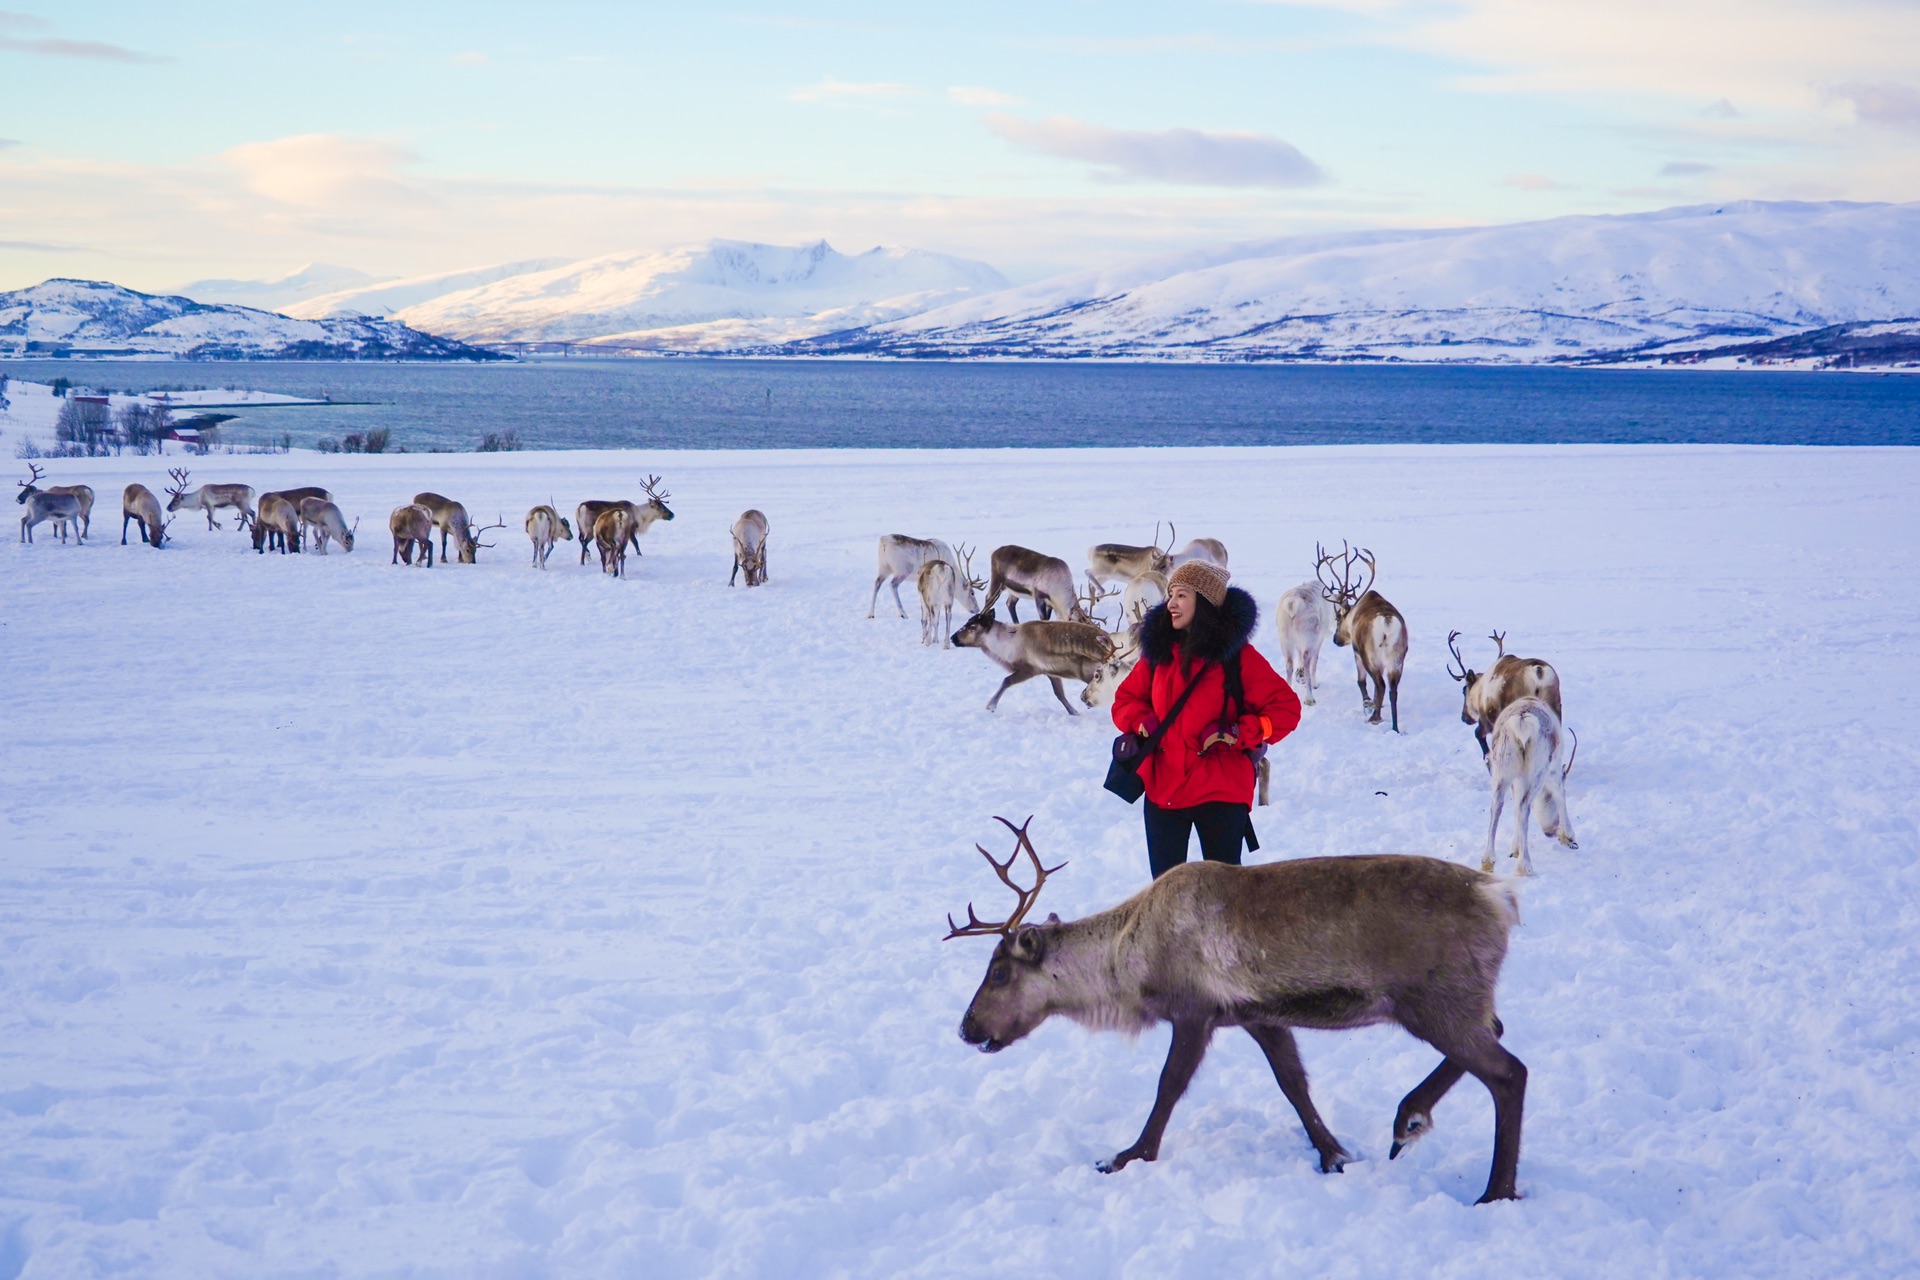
1137;585;1260;666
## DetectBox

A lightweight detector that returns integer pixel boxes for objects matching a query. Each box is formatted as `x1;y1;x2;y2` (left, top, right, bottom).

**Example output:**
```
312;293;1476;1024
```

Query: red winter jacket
1110;594;1302;810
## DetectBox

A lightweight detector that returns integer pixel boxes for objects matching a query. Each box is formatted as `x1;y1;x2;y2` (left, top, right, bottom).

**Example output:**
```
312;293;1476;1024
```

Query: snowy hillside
389;240;1009;350
282;258;573;319
172;263;393;311
0;279;504;360
2;445;1915;1277
798;201;1920;364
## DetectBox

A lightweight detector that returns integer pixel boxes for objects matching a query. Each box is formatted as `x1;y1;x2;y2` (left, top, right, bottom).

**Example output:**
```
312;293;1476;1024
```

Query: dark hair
1176;593;1232;668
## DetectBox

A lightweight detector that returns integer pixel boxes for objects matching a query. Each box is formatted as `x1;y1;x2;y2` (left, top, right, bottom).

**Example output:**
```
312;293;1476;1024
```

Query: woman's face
1167;583;1196;631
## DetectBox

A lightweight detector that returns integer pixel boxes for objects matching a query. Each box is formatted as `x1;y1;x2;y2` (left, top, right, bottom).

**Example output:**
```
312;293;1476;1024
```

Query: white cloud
985;115;1324;189
451;51;489;67
219;135;428;209
947;86;1020;107
788;77;913;104
1828;82;1920;130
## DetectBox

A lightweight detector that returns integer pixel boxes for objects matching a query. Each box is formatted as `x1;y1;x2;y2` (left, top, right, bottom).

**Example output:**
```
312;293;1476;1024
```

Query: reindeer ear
1010;925;1047;962
1044;912;1061;926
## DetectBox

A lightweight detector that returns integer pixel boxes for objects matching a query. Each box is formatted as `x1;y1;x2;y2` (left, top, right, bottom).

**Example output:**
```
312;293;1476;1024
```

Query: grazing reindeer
982;545;1086;623
16;464;86;544
165;468;255;531
390;504;434;566
1449;631;1564;763
297;498;356;554
120;484;169;548
950;610;1113;715
1276;581;1338;706
1075;579;1122;631
1079;630;1141;709
1317;542;1409;732
1168;537;1229;570
594;507;636;577
729;508;770;587
1121;570;1168;626
252;493;302;554
17;466;85;545
16;464;95;539
1086;523;1175;590
916;544;986;647
950;818;1527;1204
869;534;963;618
525;503;573;569
413;493;504;564
574;475;674;566
1484;697;1579;876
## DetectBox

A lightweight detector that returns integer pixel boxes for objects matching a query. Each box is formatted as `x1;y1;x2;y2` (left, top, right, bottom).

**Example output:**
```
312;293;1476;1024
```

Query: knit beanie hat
1167;559;1230;608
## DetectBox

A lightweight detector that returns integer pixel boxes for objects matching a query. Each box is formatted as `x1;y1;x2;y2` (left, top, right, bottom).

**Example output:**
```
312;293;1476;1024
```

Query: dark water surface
6;358;1916;450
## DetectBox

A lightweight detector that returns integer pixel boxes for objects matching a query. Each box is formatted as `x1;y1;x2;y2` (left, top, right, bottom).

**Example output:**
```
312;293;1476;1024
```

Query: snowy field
2;443;1917;1279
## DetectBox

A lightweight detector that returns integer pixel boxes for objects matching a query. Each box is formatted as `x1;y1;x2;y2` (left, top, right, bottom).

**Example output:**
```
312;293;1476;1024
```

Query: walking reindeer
165;469;254;531
1316;542;1409;732
1483;697;1579;876
948;819;1528;1204
1448;630;1564;762
1275;581;1337;706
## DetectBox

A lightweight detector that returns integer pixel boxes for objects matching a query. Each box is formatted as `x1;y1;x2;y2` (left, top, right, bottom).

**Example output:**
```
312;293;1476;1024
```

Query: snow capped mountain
0;279;502;360
283;259;572;320
172;263;393;312
390;240;1009;349
797;201;1920;363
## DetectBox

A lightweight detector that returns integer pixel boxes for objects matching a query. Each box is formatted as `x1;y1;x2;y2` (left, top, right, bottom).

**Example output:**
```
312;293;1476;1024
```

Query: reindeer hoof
1561;837;1580;850
1319;1147;1352;1174
1097;1146;1152;1174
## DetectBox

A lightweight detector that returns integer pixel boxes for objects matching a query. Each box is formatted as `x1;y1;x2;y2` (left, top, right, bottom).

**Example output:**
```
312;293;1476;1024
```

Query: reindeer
1086;523;1175;590
1075;579;1122;631
1168;537;1229;570
1121;570;1168;626
1483;697;1579;876
16;466;84;545
1317;542;1409;732
574;475;673;566
1276;581;1338;706
120;484;169;548
297;498;357;554
914;544;986;647
1449;631;1564;762
982;545;1085;623
525;503;573;569
594;507;636;577
869;534;962;618
251;494;302;553
16;464;86;543
949;818;1527;1204
950;610;1114;715
390;504;435;566
164;468;255;531
413;493;504;564
16;464;95;539
1079;630;1141;710
729;509;770;587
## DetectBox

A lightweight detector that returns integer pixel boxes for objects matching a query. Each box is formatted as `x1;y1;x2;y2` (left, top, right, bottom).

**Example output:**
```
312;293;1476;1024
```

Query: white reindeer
525;504;573;569
1275;581;1337;706
730;509;770;587
1120;570;1168;625
297;498;357;554
869;534;960;619
1168;537;1228;570
915;544;985;647
1483;697;1579;876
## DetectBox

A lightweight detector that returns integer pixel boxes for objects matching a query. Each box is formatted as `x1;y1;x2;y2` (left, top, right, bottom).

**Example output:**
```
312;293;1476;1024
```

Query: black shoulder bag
1103;660;1212;804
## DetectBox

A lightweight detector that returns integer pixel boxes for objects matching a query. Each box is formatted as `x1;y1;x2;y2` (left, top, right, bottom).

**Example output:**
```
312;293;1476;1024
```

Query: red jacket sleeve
1233;646;1301;748
1111;657;1156;736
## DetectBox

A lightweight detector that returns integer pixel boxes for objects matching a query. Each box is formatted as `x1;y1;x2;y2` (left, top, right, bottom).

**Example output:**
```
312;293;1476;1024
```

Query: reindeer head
457;514;506;564
341;516;359;554
949;818;1067;1053
1446;630;1484;723
164;468;191;512
950;609;1002;650
639;474;674;522
954;543;986;612
1315;541;1377;646
16;463;44;505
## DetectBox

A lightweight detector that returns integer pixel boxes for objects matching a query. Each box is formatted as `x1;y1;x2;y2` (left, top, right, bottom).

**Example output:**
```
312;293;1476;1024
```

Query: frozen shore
2;445;1916;1278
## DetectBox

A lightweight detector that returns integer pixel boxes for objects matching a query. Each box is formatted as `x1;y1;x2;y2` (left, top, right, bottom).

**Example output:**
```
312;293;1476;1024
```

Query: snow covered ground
2;444;1916;1278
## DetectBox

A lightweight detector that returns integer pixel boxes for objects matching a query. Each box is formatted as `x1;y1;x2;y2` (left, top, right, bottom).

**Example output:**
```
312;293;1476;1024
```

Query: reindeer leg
1411;1017;1527;1204
1483;781;1507;873
122;513;132;545
985;669;1034;712
1388;671;1402;733
1511;783;1533;876
890;576;909;619
1099;1018;1213;1173
1247;1024;1351;1172
1047;676;1079;716
1391;1016;1506;1159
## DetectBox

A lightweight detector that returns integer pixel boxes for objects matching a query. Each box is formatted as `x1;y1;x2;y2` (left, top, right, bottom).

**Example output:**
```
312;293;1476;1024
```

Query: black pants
1145;800;1254;879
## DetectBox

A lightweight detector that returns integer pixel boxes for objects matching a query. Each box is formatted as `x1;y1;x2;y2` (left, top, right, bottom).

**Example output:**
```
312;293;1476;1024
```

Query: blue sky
2;1;1916;289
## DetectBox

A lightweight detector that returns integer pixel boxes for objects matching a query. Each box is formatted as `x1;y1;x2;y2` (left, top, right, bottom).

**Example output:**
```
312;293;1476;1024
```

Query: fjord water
8;358;1918;449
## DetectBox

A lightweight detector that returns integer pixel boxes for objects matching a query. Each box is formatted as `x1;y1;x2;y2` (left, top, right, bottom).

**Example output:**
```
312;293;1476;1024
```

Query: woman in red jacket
1111;560;1302;878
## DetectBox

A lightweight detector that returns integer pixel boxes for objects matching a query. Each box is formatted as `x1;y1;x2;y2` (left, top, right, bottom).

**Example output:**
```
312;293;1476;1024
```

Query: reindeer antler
640;474;671;505
1077;578;1119;628
1488;629;1507;658
472;514;507;549
1350;547;1377;600
956;542;986;591
944;816;1066;941
166;467;191;498
19;463;45;490
1446;629;1470;682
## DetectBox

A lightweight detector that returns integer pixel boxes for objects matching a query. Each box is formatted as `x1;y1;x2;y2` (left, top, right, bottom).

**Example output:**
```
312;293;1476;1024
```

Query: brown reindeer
1448;630;1564;762
729;508;769;587
575;475;674;566
390;504;434;566
981;545;1086;623
165;468;255;531
950;610;1114;715
252;494;301;554
16;464;87;543
120;483;169;548
950;819;1527;1204
1317;542;1409;732
413;493;504;564
1086;523;1175;590
593;507;636;577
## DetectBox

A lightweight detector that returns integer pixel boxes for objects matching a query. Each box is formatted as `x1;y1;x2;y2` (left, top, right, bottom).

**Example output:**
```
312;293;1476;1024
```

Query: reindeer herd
868;523;1579;879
